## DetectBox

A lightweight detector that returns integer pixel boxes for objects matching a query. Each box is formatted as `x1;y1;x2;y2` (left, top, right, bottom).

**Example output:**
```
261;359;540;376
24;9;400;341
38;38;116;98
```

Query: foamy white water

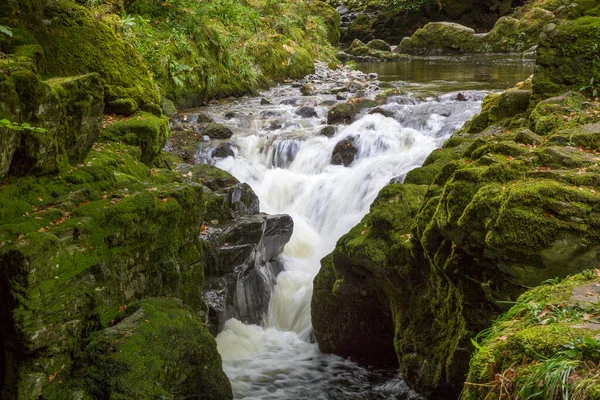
194;80;487;399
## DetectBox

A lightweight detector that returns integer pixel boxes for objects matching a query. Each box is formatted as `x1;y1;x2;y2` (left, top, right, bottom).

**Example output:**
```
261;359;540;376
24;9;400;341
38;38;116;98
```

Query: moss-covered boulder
343;38;410;62
481;7;554;52
204;123;234;140
463;272;600;399
327;98;377;125
0;137;261;398
366;39;391;52
399;22;482;55
465;89;532;133
249;35;316;84
308;0;341;46
344;13;377;43
100;112;169;165
55;298;232;399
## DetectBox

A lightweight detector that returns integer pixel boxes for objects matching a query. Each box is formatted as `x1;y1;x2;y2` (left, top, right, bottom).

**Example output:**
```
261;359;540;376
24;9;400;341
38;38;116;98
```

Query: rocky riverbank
311;4;600;399
0;0;341;397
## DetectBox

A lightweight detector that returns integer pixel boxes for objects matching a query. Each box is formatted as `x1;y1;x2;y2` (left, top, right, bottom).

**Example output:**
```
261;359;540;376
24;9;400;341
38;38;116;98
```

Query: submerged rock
319;125;336;137
296;106;319;118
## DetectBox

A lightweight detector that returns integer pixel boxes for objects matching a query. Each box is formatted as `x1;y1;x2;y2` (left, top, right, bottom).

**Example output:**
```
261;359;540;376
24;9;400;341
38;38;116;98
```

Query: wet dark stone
211;143;235;159
331;136;358;166
296;106;319;118
369;107;395;118
319;125;336;138
280;98;299;106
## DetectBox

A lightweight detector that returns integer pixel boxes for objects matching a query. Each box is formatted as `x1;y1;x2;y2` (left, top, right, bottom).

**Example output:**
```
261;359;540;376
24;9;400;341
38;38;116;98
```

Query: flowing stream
195;56;533;399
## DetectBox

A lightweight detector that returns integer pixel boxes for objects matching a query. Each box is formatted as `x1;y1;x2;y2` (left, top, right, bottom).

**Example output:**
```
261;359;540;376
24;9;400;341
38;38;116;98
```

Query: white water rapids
193;59;532;398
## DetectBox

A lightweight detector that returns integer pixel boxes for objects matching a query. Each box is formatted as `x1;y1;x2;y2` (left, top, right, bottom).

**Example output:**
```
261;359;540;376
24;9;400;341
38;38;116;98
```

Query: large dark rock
202;212;294;332
327;98;377;125
204;123;234;140
211;143;235;159
331;136;358;166
296;106;319;118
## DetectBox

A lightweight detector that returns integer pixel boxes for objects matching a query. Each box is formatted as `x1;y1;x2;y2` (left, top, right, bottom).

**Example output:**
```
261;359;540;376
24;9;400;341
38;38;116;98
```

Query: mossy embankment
1;0;332;397
330;0;525;44
463;271;600;399
398;0;600;55
1;0;339;109
312;9;600;399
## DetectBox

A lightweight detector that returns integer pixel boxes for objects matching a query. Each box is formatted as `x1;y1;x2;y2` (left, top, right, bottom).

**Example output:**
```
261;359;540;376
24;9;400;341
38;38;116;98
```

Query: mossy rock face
249;35;316;84
106;98;139;116
464;272;600;399
482;7;555;52
100;112;170;165
0;142;237;399
0;69;104;180
308;0;341;46
344;13;377;43
400;22;482;55
529;92;588;135
19;1;159;107
313;78;600;395
465;89;532;133
47;298;232;399
312;183;428;369
533;16;600;101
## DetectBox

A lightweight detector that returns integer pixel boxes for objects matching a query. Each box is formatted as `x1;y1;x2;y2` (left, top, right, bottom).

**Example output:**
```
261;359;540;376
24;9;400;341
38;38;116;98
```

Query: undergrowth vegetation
87;0;338;106
464;271;600;400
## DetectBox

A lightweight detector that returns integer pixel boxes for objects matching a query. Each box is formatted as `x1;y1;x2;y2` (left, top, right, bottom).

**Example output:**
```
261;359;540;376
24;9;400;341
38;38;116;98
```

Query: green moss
106;98;138;116
100;112;169;165
399;22;481;55
47;298;233;400
465;272;600;400
0;140;242;398
24;1;159;106
533;17;600;101
466;89;531;133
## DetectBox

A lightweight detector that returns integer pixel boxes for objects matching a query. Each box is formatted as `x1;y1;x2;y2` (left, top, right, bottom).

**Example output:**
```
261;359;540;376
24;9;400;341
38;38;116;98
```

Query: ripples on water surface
191;56;534;399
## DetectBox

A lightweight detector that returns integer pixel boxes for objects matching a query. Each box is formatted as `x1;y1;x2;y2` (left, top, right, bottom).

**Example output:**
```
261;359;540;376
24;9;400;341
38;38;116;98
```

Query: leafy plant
0;25;13;37
580;77;598;98
0;119;48;133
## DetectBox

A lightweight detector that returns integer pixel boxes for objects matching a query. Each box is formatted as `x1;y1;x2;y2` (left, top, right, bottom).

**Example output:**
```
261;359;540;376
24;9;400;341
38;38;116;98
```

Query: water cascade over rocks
185;59;532;398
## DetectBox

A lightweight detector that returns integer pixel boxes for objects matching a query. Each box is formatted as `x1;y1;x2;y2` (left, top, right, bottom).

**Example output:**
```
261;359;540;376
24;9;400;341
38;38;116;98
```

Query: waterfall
200;82;485;399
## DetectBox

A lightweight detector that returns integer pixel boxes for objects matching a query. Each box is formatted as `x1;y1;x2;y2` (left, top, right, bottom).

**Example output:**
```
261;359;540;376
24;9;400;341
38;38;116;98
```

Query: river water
197;56;533;399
